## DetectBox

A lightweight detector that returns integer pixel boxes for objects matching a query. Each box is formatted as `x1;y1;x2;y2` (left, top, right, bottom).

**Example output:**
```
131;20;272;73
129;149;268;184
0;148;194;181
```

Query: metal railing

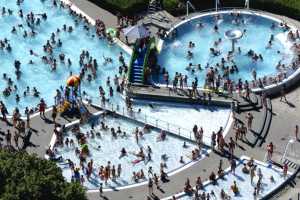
167;6;300;35
88;97;214;145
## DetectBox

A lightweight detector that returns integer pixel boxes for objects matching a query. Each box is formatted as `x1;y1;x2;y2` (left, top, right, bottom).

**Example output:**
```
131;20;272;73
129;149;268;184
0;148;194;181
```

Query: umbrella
66;75;80;87
123;25;150;41
106;27;117;38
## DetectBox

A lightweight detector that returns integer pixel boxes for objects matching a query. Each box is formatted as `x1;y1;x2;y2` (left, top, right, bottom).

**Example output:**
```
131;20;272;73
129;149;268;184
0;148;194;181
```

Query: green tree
0;150;87;200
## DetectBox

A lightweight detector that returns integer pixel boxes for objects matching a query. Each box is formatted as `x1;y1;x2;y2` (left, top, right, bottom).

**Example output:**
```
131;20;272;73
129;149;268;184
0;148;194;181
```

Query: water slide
128;38;155;84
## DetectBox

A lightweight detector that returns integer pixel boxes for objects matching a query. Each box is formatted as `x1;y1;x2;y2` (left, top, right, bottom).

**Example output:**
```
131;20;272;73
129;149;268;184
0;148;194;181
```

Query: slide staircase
128;38;156;85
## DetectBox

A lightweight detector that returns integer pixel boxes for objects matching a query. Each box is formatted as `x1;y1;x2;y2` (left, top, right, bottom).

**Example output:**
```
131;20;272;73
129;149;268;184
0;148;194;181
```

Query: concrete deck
71;0;118;27
126;85;233;107
0;1;299;200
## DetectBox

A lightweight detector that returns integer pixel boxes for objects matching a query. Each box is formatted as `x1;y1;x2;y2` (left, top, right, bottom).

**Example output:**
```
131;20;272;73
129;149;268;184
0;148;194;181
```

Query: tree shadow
285;101;296;108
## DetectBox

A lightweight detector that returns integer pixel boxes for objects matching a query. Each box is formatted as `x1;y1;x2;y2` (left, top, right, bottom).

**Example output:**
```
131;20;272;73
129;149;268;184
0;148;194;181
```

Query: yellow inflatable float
58;100;70;113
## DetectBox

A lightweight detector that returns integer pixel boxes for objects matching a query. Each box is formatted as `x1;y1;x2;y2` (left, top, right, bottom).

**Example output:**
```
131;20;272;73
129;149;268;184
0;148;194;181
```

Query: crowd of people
150;12;300;99
0;0;131;119
174;156;289;200
0;1;299;200
46;113;202;188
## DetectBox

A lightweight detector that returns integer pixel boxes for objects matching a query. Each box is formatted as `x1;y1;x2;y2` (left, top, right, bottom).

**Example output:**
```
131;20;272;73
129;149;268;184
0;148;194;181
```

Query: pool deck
0;87;299;200
69;0;118;27
126;84;261;109
0;69;294;195
0;1;300;199
126;85;233;107
53;3;300;199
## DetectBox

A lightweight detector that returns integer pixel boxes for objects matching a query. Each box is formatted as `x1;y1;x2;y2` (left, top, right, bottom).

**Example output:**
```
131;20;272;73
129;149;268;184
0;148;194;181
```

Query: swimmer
214;25;218;32
196;22;203;29
119;147;127;158
179;156;184;164
187;50;193;59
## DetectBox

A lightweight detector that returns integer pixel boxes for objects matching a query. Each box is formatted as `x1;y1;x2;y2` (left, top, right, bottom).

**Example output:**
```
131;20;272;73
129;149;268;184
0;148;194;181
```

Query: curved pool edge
1;0;133;118
59;0;132;55
45;108;233;192
156;8;300;97
161;155;295;200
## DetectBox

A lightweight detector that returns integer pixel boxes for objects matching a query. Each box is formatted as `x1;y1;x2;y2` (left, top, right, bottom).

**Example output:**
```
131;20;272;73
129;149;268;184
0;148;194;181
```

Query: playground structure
57;75;90;121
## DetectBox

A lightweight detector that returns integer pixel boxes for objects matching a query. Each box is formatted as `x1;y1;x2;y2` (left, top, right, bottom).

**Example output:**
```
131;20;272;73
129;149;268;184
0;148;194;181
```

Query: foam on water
132;101;231;143
55;115;205;189
156;13;296;86
166;159;290;200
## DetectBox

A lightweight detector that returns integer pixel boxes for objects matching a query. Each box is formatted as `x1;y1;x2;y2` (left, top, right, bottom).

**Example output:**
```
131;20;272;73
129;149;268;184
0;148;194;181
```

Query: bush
0;150;87;200
88;0;300;20
251;0;300;20
89;0;148;15
189;0;300;20
162;0;180;11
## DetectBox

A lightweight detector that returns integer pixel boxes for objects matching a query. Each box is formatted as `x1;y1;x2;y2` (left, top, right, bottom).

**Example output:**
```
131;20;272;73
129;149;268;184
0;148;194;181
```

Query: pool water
156;13;296;86
0;0;128;113
168;158;289;200
132;100;231;144
54;114;206;189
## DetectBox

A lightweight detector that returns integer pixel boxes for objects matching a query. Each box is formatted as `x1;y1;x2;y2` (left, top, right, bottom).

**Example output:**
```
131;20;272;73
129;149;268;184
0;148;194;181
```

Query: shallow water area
132;100;231;143
175;159;289;200
55;115;205;189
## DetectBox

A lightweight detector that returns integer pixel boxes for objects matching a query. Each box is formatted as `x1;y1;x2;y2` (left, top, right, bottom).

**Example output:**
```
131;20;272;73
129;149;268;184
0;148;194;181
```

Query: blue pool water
54;114;205;189
156;12;296;86
132;100;231;144
165;158;289;200
0;0;128;113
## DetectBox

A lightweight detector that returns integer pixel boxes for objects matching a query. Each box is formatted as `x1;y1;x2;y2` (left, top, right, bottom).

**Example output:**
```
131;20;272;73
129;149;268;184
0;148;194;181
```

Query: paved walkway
0;1;299;199
71;0;117;27
0;105;99;157
84;93;275;200
265;86;300;200
0;89;295;200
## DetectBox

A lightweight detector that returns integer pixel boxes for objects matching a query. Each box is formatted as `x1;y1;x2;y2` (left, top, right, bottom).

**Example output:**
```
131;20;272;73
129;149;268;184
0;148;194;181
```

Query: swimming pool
54;114;206;189
2;0;232;156
132;100;231;144
0;0;128;114
155;11;297;87
163;157;291;200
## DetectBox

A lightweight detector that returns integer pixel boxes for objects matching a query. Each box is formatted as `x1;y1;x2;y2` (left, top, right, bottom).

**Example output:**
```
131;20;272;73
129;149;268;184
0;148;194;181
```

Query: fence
88;97;218;146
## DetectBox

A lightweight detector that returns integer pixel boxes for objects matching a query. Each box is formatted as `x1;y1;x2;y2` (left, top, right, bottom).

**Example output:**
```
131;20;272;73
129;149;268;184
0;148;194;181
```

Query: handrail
142;37;156;84
88;97;213;145
158;7;300;95
165;6;300;35
127;39;140;82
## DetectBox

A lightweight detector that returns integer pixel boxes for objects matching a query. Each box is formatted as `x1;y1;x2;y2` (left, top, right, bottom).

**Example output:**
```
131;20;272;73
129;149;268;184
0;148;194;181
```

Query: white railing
88;97;214;145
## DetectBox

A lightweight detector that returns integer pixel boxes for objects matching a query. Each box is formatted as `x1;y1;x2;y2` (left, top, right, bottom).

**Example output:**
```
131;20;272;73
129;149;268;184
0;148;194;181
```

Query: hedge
88;0;148;15
88;0;300;20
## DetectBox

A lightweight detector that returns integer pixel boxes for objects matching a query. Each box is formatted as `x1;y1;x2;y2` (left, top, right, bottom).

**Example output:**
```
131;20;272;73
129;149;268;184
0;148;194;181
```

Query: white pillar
186;1;189;16
215;0;218;12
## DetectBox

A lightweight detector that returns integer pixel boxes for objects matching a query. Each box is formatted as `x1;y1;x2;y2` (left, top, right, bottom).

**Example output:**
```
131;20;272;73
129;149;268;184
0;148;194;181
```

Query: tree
0;150;87;200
